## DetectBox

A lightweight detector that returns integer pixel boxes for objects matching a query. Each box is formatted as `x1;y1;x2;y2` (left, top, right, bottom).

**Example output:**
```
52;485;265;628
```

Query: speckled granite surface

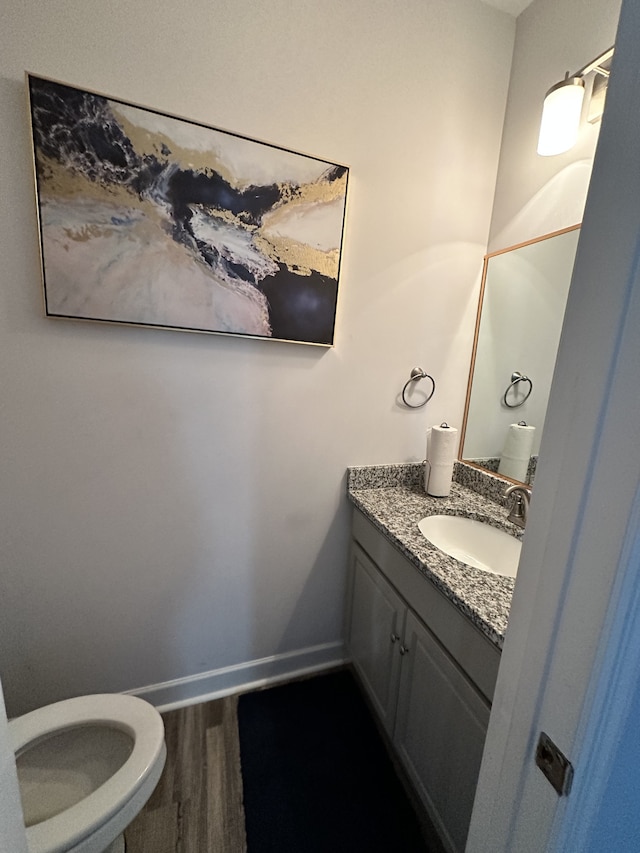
347;463;521;650
453;461;510;504
347;462;424;490
461;456;538;488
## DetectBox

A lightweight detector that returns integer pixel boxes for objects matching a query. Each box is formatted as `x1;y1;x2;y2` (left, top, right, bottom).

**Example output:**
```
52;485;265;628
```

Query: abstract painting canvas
26;74;349;345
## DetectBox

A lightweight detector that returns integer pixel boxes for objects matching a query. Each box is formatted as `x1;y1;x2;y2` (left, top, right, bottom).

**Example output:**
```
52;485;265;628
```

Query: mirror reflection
460;225;580;485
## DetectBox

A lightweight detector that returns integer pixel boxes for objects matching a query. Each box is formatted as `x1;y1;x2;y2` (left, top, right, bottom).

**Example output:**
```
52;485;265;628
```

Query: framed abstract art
26;74;349;346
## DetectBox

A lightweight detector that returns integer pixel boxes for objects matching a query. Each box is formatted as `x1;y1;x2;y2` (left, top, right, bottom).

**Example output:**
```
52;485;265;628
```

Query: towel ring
401;367;436;409
503;371;533;408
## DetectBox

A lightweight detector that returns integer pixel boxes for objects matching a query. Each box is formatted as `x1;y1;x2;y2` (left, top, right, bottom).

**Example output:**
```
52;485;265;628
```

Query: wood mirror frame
459;224;581;486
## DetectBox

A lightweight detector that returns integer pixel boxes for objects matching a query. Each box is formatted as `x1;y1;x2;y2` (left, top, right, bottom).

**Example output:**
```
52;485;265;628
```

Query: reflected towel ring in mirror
503;371;533;408
401;367;436;408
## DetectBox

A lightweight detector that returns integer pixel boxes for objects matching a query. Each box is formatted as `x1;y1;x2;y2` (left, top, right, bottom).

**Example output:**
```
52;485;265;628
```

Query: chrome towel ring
401;367;436;409
503;371;533;408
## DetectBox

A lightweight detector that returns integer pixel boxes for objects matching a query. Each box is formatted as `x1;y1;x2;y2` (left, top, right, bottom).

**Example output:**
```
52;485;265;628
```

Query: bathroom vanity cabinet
347;509;502;853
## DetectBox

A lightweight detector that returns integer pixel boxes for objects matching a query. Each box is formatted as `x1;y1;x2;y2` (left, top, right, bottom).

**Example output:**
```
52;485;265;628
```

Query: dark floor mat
237;669;431;853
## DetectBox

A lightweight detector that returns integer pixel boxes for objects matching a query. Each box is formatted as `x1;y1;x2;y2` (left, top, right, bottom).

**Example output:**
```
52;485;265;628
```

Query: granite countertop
347;463;520;649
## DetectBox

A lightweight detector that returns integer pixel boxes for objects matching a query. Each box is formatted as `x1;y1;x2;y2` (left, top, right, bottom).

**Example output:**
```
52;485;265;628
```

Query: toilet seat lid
9;694;165;853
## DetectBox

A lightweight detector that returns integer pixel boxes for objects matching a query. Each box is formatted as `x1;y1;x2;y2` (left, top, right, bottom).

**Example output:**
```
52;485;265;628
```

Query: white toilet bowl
9;693;166;853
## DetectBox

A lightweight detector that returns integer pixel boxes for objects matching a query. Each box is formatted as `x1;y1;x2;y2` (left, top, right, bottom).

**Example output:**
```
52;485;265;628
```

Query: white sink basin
417;515;521;578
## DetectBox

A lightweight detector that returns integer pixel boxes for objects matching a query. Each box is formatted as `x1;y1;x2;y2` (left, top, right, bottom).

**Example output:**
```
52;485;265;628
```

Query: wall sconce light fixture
537;46;614;157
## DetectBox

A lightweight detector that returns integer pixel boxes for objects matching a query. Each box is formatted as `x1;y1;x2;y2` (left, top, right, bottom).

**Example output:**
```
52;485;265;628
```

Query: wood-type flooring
124;673;441;853
124;695;247;853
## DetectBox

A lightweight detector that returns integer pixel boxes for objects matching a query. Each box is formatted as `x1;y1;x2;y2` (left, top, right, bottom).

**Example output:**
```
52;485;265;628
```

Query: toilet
9;693;166;853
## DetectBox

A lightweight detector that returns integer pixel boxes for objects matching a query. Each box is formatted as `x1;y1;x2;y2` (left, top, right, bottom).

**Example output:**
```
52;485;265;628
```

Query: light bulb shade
537;77;585;156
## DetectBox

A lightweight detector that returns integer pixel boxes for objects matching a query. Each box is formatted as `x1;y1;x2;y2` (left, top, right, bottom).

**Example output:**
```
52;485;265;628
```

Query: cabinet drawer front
395;610;490;853
348;544;404;732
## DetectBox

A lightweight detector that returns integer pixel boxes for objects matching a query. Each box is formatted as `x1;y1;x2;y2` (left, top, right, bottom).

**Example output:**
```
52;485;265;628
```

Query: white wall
488;0;622;251
0;0;514;715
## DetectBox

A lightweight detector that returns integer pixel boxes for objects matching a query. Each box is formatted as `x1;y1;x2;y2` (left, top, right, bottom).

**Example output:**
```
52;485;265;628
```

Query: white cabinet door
347;543;405;734
394;610;491;853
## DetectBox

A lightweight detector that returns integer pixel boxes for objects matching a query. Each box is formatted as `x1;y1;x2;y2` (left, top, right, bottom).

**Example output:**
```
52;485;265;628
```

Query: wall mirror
459;224;580;485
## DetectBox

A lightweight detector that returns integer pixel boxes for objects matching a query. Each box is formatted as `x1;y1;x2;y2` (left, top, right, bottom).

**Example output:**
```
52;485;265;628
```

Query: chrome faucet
504;484;532;529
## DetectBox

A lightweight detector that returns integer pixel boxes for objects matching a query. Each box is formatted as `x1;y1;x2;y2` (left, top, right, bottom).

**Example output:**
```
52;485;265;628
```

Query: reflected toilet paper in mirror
498;422;536;482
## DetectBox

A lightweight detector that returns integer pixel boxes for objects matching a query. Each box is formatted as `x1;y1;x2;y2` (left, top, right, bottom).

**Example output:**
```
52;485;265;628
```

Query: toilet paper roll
498;423;536;482
425;424;458;497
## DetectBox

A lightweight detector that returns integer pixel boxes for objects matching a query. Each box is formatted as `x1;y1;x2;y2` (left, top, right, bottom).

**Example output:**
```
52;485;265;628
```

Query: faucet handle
504;484;531;528
504;483;532;500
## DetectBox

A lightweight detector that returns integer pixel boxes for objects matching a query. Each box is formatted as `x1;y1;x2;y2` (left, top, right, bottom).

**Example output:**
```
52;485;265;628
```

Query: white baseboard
126;641;347;712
